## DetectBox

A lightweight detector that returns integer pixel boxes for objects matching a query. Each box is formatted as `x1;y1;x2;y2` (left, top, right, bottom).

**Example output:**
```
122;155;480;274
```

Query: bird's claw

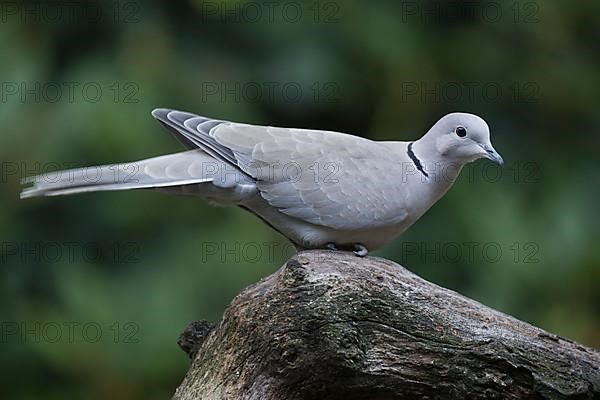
324;242;368;257
353;243;368;257
326;243;338;251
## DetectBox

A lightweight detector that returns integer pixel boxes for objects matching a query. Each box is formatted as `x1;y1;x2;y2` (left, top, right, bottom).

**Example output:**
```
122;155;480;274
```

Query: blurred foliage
1;0;599;398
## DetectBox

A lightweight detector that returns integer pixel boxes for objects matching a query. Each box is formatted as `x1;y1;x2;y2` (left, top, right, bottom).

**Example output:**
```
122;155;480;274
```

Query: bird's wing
151;108;409;230
151;109;239;167
212;123;410;230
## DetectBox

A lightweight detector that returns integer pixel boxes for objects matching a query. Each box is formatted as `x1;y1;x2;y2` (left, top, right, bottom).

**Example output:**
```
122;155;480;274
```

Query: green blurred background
1;0;599;398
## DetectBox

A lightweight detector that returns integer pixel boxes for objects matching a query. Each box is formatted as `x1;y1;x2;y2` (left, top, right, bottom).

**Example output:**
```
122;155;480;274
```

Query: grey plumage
21;109;503;255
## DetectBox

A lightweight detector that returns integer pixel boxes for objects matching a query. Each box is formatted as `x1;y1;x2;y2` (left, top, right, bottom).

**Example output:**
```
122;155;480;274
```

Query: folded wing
213;123;409;230
152;108;409;230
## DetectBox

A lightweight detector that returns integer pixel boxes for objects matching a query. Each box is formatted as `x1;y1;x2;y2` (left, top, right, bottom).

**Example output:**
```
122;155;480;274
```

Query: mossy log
173;250;600;400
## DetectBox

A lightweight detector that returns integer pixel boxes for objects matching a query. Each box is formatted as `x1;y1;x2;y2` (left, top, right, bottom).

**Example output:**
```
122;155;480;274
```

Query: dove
21;109;503;257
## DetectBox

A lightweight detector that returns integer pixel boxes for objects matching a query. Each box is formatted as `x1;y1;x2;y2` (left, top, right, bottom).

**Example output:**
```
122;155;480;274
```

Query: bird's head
426;112;503;166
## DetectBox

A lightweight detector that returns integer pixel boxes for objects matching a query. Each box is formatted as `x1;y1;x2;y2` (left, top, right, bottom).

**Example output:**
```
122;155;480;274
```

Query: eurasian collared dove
21;109;503;256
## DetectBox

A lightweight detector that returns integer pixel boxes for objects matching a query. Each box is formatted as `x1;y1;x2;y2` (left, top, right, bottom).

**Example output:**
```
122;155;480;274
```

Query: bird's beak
481;144;504;166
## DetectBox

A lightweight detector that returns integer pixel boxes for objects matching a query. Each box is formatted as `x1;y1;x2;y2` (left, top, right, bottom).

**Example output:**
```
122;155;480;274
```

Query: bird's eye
455;126;467;138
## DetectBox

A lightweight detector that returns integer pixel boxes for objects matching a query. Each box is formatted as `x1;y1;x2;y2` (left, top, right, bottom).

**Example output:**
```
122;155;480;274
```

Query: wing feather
151;108;239;167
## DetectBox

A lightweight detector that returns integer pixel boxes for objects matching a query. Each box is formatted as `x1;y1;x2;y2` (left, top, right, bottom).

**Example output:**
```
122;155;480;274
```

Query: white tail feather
20;150;215;199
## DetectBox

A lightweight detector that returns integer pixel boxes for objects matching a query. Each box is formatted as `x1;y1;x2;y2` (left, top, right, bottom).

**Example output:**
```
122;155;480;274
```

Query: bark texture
173;250;600;400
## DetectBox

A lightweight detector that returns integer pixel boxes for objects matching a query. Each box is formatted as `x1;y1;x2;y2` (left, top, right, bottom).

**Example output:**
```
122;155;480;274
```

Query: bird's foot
325;243;338;251
353;243;368;257
324;242;368;257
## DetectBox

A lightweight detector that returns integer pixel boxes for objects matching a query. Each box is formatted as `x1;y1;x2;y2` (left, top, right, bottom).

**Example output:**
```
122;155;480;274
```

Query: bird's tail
20;150;216;199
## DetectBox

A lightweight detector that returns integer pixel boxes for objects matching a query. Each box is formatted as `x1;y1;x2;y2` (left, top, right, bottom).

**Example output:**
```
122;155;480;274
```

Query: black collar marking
407;142;429;178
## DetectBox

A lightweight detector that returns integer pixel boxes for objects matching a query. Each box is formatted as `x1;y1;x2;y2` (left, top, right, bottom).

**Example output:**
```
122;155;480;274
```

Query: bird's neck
411;138;463;185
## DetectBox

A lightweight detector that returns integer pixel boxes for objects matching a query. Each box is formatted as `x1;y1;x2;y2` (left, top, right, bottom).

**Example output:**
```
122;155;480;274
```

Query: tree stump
173;250;600;399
